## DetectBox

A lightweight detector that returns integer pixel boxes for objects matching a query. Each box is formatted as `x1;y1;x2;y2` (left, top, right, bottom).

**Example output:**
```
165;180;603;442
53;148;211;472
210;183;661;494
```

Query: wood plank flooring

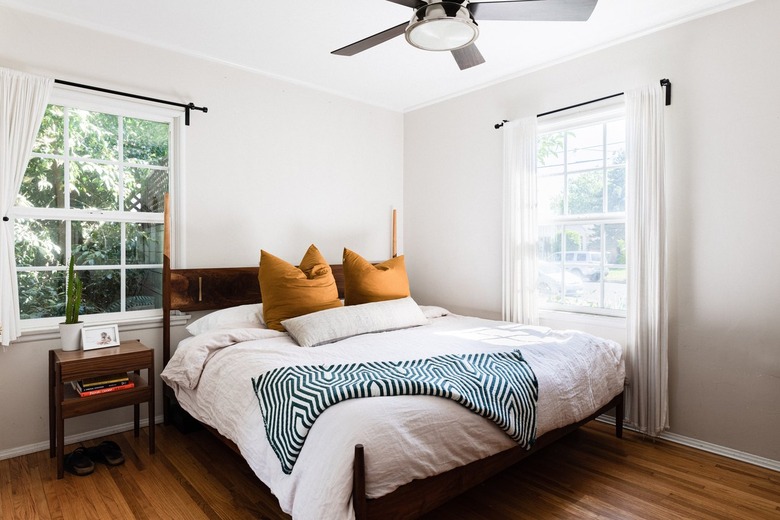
1;421;778;519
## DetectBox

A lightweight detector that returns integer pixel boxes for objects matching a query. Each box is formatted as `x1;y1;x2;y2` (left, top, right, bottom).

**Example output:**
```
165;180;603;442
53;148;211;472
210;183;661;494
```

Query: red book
72;381;135;397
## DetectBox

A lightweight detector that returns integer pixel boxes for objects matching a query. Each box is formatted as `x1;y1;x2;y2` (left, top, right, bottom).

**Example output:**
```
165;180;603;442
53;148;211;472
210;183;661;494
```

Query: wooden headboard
166;265;345;314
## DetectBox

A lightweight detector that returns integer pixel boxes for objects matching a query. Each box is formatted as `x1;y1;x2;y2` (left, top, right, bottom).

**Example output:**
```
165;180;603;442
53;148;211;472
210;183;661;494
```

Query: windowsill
538;309;626;331
15;313;191;344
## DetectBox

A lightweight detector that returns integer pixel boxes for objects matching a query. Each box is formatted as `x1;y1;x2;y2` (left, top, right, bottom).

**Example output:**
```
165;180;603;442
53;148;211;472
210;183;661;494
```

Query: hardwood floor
1;421;778;519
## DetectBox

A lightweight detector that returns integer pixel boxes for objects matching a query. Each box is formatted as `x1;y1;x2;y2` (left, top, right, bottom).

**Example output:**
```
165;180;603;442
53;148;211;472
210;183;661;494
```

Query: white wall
2;0;778;469
0;7;402;456
404;0;780;462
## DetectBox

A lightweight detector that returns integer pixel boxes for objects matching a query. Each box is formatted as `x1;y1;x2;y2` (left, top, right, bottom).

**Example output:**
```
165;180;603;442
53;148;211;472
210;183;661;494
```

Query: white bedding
162;311;625;520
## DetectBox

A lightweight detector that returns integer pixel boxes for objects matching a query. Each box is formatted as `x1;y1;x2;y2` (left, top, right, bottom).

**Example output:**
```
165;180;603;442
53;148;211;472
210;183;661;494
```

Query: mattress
162;310;625;520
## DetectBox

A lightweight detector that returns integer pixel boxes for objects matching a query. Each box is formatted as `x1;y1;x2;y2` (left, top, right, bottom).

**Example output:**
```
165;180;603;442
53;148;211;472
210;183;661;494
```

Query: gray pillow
282;297;428;348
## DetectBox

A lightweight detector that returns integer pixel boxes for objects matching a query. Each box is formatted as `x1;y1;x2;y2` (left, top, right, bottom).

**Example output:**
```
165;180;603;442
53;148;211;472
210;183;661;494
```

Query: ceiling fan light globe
405;3;479;52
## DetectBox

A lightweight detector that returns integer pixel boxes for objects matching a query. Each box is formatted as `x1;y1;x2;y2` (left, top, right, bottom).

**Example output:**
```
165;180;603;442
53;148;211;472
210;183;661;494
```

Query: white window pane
126;223;164;265
125;168;167;213
17;271;66;319
538;225;562;261
32;105;64;155
566;171;603;214
80;269;121;315
18;158;64;208
606;119;625;152
124;117;169;166
604;223;626;310
72;221;121;265
607;167;625;212
127;268;162;310
538;131;566;168
70;161;119;210
69;109;118;161
566;124;604;173
15;218;66;267
538;261;584;305
538;174;564;218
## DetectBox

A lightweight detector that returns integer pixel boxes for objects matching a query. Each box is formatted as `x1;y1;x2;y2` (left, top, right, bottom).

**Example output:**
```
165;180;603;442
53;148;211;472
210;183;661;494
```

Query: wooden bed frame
161;197;624;519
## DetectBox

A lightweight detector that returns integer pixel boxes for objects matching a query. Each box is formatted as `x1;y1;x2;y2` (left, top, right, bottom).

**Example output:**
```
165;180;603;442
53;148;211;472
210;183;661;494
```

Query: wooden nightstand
48;340;155;479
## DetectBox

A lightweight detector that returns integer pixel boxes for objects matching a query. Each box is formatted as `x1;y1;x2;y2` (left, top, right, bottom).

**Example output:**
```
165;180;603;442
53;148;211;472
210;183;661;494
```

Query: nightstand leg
134;368;142;437
55;362;64;479
148;399;156;453
49;351;55;458
615;392;624;439
148;358;155;454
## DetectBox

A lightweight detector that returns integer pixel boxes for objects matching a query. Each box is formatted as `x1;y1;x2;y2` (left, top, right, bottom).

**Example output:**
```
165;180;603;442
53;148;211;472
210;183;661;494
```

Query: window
13;89;179;325
536;104;626;316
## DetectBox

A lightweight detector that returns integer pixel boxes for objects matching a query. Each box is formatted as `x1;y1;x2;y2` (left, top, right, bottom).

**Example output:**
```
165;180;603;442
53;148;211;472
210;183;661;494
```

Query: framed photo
82;324;120;350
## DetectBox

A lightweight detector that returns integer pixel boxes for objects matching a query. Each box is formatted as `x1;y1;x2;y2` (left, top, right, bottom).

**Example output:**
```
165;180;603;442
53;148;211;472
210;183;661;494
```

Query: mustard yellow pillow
342;248;410;306
259;245;342;331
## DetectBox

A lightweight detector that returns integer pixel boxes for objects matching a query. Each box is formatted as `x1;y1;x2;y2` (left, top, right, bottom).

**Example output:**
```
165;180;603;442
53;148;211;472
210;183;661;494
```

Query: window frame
536;100;627;319
13;85;185;332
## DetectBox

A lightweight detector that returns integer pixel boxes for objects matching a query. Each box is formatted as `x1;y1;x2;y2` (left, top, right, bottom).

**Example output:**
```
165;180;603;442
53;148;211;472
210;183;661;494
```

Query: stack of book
71;372;134;397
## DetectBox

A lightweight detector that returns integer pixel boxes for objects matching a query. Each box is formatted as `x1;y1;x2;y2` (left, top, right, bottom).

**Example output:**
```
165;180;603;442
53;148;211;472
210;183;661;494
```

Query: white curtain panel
502;117;538;325
0;68;53;347
625;83;669;436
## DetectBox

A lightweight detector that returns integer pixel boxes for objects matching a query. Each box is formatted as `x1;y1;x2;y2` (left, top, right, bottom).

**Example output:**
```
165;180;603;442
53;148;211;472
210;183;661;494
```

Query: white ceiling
1;0;754;112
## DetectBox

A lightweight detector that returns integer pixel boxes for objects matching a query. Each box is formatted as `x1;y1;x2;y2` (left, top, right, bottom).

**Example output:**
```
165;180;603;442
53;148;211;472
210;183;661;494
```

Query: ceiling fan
332;0;598;70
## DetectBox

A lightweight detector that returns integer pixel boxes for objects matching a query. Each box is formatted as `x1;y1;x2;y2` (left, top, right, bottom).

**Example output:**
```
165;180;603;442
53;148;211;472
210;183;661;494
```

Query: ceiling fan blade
451;44;486;70
470;0;598;22
331;22;408;56
385;0;422;7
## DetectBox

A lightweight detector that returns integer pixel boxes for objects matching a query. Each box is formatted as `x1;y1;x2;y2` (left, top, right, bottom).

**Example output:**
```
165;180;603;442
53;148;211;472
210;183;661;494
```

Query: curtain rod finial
660;78;672;106
494;119;508;129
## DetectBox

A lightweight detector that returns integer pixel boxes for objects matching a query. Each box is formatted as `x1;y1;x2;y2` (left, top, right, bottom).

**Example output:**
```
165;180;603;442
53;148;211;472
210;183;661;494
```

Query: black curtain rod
54;79;208;126
495;78;671;129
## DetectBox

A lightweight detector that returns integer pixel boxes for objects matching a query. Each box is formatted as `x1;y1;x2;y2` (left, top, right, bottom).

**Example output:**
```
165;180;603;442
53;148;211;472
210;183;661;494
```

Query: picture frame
82;324;120;350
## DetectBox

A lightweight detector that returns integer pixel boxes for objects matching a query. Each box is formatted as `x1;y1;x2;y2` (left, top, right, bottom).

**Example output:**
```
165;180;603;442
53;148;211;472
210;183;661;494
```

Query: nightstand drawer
57;343;152;381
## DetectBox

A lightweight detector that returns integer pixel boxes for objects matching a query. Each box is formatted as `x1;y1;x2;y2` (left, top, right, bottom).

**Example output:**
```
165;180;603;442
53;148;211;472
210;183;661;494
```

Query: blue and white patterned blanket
252;349;538;474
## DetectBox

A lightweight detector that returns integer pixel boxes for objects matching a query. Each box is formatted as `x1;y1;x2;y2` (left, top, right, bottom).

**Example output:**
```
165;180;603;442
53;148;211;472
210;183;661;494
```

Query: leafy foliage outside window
15;102;170;320
536;116;627;315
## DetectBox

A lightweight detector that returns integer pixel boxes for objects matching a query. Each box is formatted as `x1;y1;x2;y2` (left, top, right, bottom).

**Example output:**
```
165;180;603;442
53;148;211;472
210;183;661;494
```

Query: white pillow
185;303;265;336
282;297;428;348
419;305;450;319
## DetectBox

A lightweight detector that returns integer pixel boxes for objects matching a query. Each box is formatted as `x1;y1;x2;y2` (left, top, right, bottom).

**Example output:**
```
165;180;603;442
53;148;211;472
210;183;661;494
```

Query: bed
160;205;625;520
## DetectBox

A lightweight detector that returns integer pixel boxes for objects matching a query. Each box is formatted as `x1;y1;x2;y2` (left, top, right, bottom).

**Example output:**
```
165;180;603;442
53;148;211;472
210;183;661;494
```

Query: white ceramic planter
59;322;83;351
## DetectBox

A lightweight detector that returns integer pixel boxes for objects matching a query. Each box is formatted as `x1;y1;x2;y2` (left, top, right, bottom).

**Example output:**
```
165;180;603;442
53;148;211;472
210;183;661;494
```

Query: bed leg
163;394;171;425
615;392;624;439
353;444;367;520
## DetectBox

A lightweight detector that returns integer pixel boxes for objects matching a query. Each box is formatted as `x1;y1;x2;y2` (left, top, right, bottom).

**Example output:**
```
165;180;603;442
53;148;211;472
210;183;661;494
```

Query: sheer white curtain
502;116;538;325
0;68;53;347
625;83;669;436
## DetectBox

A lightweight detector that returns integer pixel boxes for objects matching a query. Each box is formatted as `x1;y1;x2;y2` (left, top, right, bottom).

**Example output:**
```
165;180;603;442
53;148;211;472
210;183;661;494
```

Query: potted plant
59;255;83;351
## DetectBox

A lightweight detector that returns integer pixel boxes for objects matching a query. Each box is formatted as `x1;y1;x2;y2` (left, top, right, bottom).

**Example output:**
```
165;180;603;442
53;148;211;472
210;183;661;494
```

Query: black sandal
64;447;95;476
86;440;125;466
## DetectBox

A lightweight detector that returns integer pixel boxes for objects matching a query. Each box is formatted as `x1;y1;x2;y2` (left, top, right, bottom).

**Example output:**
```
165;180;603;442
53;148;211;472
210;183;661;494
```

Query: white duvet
162;311;625;520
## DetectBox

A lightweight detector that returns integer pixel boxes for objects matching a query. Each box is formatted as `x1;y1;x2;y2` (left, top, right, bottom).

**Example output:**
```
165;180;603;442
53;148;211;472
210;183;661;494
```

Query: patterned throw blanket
252;350;538;474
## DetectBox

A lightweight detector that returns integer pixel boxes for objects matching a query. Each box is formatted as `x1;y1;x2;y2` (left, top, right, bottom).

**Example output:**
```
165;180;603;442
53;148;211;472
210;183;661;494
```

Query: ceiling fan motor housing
405;1;479;51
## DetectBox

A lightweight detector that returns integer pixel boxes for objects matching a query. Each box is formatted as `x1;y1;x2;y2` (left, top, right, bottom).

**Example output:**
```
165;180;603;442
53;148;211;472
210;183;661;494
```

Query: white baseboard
4;415;779;475
0;415;164;462
597;416;780;473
